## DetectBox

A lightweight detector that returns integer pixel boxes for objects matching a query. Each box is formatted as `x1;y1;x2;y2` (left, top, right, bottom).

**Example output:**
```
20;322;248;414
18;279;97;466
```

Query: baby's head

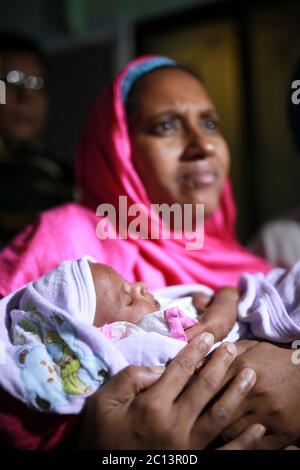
32;256;160;328
89;262;160;327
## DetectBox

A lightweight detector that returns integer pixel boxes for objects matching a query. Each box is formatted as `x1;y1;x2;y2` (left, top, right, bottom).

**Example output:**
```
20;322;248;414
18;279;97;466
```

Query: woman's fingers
224;414;300;449
176;342;238;422
191;292;212;313
94;365;165;406
256;436;291;450
190;364;257;448
78;365;166;449
147;332;214;403
218;424;266;450
222;413;258;440
186;287;239;342
218;339;260;392
185;323;206;342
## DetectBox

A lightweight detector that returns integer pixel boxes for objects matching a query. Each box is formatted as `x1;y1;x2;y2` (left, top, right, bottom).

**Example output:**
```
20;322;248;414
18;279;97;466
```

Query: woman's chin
179;188;220;215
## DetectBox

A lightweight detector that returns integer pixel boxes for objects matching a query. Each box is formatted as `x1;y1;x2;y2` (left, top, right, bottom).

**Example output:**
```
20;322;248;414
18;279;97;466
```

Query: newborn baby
90;261;243;346
1;255;300;415
0;256;214;414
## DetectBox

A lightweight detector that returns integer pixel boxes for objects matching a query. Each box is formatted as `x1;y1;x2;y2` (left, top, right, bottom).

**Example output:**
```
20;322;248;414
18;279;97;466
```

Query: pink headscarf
0;55;271;297
75;55;271;286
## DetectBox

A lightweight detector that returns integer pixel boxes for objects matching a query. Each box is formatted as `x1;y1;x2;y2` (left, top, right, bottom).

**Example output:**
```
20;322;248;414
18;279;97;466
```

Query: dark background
1;0;299;241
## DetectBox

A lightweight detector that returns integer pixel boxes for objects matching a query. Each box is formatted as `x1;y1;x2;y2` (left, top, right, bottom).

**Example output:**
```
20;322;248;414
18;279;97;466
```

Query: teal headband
122;56;176;103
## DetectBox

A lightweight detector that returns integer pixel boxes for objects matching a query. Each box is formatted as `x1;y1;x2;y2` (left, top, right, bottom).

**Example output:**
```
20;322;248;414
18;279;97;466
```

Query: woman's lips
180;168;217;188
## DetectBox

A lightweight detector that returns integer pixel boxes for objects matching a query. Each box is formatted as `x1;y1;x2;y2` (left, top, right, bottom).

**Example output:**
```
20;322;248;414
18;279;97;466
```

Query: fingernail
200;332;214;347
150;366;165;375
252;424;266;440
239;368;256;390
225;342;237;355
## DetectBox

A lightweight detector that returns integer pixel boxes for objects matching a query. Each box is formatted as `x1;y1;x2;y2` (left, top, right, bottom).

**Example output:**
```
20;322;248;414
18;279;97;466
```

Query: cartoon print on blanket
12;300;109;413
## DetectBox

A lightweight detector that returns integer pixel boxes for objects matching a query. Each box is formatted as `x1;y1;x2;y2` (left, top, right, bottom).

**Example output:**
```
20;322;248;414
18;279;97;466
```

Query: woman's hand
221;340;300;448
78;333;266;450
186;287;239;342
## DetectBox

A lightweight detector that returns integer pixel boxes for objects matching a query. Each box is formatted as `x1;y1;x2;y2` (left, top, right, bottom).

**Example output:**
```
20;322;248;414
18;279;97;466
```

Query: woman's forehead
131;68;214;113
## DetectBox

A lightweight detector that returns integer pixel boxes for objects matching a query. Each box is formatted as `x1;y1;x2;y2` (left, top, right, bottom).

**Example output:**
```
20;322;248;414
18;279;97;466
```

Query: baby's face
89;263;160;327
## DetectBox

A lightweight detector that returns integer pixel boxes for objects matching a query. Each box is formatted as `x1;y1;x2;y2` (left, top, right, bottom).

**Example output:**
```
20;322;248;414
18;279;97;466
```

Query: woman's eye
203;118;219;131
153;119;180;134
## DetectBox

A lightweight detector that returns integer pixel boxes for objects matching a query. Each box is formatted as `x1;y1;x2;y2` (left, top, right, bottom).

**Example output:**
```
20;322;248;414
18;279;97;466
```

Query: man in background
0;32;73;247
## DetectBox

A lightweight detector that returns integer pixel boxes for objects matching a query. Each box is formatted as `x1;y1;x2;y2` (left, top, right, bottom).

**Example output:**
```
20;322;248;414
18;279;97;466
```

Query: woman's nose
181;128;215;161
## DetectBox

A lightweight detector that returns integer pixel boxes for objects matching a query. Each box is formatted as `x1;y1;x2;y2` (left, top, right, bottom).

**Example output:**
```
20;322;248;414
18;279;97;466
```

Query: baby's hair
125;63;203;119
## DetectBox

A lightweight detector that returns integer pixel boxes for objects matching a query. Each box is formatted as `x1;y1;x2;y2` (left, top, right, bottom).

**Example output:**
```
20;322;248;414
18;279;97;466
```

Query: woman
0;55;277;449
0;55;270;295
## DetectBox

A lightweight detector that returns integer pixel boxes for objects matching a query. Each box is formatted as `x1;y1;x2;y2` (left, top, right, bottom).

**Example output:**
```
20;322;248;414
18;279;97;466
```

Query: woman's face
128;68;230;216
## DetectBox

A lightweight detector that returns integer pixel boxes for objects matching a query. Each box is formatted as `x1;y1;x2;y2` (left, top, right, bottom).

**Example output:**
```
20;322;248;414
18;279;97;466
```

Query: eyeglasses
0;70;45;91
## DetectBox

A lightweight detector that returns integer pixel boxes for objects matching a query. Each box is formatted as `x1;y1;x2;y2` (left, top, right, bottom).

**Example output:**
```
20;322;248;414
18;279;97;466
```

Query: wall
0;0;217;38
